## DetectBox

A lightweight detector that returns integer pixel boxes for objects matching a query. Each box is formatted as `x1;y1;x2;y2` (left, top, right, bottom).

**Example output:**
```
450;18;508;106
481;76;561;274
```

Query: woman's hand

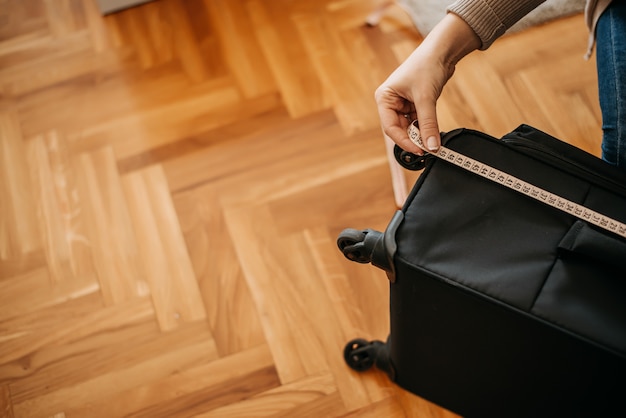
375;13;481;155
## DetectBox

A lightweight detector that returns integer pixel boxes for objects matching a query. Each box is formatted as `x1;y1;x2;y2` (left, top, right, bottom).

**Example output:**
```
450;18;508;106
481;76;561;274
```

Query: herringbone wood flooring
1;1;601;416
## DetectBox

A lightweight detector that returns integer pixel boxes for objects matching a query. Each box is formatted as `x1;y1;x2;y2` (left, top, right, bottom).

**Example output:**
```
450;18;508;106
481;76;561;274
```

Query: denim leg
596;2;626;168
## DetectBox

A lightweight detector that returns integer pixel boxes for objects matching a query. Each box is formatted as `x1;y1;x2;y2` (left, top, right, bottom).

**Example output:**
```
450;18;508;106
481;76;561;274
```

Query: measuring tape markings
407;122;626;239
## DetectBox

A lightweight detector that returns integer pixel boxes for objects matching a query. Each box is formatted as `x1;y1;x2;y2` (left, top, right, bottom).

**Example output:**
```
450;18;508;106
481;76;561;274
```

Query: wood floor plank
512;54;601;154
168;119;390;211
0;106;48;277
24;131;97;284
122;164;206;331
159;0;215;82
224;201;389;407
75;79;242;159
246;0;327;118
62;344;277;418
82;0;114;52
162;109;339;194
173;187;266;356
0;293;147;377
0;109;41;263
451;56;528;136
267;161;395;235
0;266;98;323
0;384;14;418
0;29;94;92
293;11;379;134
2;46;100;97
11;327;218;418
5;316;214;405
74;146;148;303
105;1;169;69
337;397;408;418
0;0;47;41
222;204;308;384
0;250;47;283
195;373;343;418
203;0;276;98
43;0;87;37
392;387;460;418
303;227;392;410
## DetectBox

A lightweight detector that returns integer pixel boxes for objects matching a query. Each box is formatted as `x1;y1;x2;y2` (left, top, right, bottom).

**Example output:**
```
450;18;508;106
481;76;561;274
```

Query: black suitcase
337;125;626;418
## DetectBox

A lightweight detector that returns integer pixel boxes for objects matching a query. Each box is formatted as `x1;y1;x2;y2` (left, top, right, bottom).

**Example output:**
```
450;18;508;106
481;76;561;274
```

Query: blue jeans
596;1;626;169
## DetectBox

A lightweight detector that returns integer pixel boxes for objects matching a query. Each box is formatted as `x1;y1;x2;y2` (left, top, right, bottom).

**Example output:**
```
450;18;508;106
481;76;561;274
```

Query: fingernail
426;136;439;151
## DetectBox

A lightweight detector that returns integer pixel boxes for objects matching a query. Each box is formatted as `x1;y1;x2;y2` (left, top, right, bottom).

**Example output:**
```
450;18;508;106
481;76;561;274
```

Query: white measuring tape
407;122;626;239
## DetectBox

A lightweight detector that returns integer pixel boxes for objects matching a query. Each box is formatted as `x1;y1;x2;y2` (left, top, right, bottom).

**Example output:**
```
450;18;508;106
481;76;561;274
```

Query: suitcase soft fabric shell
338;125;626;418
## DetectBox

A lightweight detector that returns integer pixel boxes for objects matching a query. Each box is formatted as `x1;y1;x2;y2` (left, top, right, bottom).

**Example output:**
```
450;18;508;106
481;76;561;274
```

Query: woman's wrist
421;12;481;68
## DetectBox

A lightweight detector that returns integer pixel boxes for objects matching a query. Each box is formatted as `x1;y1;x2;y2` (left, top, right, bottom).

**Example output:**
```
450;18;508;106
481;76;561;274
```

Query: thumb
414;100;441;152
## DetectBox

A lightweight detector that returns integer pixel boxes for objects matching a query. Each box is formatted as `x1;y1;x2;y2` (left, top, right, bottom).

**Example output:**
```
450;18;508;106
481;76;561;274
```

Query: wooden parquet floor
1;1;601;417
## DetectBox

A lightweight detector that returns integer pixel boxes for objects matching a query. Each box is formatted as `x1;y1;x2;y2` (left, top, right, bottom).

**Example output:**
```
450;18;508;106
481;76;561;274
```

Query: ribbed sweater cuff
447;0;545;50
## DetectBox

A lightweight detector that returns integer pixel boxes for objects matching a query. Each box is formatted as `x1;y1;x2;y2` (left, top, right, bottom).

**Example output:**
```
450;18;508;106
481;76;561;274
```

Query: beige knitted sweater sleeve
447;0;546;50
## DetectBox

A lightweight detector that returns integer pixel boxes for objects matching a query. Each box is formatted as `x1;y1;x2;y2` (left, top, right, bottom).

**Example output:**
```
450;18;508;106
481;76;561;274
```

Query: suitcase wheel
393;144;429;170
343;338;383;372
337;229;371;264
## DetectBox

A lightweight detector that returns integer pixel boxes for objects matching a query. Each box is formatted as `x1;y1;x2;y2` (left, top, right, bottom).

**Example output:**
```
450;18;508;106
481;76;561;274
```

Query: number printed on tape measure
406;122;626;239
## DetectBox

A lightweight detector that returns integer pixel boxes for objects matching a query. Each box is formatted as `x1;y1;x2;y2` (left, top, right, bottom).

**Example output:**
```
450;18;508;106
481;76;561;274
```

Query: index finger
378;107;424;155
